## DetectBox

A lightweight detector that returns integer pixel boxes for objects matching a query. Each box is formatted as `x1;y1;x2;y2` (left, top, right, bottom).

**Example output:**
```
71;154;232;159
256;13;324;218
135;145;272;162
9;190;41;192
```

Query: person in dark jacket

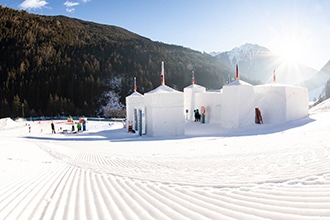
51;121;56;134
255;108;263;124
194;109;201;122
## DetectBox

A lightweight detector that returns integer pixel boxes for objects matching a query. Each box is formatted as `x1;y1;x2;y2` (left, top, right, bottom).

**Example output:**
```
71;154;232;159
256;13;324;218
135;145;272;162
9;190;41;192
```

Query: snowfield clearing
1;100;330;219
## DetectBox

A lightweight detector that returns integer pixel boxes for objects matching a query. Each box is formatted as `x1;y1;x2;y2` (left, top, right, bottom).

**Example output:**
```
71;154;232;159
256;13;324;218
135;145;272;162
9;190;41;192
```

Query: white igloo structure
220;80;256;128
254;83;309;124
125;91;144;132
144;85;185;137
195;91;222;124
183;81;206;121
125;77;146;133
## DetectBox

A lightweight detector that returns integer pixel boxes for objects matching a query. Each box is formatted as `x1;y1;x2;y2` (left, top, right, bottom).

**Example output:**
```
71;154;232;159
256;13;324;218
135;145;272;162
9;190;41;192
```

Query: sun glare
273;37;305;64
267;30;312;83
268;21;314;67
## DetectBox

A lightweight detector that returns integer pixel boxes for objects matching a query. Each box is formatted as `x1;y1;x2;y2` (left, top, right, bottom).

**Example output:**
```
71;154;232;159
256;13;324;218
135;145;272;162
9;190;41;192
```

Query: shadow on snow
23;116;315;143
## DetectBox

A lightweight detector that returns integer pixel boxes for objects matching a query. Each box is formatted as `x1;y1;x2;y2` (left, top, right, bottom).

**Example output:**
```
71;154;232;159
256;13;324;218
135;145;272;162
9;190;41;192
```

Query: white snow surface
1;99;330;219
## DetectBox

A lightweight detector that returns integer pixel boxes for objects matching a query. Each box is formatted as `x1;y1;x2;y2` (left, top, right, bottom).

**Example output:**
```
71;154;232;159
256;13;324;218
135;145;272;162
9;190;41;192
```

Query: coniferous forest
0;5;232;118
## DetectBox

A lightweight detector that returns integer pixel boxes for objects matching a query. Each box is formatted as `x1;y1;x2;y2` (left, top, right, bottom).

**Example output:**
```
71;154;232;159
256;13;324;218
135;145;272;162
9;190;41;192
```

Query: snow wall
125;92;145;132
254;84;309;124
195;91;223;124
183;84;206;121
220;80;256;128
144;85;185;137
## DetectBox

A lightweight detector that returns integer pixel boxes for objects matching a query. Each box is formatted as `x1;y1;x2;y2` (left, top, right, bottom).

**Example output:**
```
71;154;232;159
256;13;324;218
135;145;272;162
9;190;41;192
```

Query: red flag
160;74;164;85
192;70;195;84
235;64;239;80
160;61;165;85
133;77;137;92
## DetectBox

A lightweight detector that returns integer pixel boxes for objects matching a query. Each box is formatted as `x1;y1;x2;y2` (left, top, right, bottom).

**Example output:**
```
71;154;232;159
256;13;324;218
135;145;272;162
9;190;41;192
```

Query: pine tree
1;99;11;117
12;94;21;118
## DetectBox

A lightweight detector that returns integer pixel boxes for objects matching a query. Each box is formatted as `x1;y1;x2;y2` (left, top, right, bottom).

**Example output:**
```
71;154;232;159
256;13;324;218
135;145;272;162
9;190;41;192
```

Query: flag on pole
235;64;239;80
160;61;165;85
273;69;276;83
192;70;195;84
133;77;137;92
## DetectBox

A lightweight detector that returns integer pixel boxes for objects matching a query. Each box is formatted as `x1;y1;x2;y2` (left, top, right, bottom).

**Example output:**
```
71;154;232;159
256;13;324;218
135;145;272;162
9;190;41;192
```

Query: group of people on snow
50;119;85;134
194;109;201;122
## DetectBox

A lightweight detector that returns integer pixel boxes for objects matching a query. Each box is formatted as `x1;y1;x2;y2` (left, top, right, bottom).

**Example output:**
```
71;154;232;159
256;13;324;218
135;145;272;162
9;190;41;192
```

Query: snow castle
126;63;309;136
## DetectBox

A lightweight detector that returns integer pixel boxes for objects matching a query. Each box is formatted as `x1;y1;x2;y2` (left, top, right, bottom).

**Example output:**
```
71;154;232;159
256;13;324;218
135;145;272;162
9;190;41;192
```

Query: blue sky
2;0;330;70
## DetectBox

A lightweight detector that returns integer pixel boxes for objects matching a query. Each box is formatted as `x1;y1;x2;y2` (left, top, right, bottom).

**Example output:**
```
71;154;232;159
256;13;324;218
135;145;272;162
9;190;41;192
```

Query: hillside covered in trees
0;5;232;118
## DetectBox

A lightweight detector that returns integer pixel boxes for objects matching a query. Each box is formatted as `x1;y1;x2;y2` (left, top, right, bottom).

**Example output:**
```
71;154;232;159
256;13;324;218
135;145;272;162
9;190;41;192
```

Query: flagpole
133;77;137;92
160;61;165;85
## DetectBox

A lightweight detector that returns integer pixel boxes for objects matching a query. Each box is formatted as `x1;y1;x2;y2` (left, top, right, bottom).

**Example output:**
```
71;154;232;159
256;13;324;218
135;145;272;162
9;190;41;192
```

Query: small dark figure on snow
194;109;201;122
255;108;263;124
77;123;82;132
51;121;56;134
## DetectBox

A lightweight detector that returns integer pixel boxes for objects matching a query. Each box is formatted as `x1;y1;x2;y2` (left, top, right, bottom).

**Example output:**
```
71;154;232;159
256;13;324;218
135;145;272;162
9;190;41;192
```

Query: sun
272;36;305;64
267;30;314;84
278;42;301;63
268;23;314;66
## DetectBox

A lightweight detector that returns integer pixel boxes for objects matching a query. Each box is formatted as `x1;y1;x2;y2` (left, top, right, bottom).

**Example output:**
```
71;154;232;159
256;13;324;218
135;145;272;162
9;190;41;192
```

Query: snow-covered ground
1;100;330;219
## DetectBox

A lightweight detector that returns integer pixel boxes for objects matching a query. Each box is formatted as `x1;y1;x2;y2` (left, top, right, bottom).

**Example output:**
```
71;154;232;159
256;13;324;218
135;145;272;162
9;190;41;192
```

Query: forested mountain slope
0;6;231;117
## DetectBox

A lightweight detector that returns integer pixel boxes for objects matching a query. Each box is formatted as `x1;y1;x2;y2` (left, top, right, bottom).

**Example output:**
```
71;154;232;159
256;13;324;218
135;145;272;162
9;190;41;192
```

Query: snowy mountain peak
230;43;269;54
226;43;270;66
211;43;271;67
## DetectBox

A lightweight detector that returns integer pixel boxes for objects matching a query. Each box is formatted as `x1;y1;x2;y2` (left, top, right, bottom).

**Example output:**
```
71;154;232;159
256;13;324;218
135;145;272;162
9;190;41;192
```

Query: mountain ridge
0;5;232;118
1;5;329;118
211;43;330;99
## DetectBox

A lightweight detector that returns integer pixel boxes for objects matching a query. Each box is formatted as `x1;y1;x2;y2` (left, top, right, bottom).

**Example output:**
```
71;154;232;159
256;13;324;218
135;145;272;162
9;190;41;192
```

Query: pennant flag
192;70;195;84
160;61;165;85
133;77;137;92
273;70;276;83
236;64;239;80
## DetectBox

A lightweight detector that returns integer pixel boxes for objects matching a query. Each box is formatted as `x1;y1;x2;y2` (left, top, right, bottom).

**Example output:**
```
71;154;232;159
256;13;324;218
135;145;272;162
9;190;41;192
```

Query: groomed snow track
1;140;329;220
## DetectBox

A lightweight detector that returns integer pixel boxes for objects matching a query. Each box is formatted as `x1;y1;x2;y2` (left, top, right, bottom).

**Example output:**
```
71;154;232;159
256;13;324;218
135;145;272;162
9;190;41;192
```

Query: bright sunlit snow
1;99;330;219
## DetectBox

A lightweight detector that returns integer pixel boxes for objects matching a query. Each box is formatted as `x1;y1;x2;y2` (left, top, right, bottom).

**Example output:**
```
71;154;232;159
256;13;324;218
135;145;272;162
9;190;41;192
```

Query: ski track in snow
1;110;330;219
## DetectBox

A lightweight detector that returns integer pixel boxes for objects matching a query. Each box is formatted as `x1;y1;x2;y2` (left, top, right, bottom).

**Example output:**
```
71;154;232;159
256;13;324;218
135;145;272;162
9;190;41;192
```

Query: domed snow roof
225;80;252;86
127;91;144;97
146;85;182;94
184;83;206;89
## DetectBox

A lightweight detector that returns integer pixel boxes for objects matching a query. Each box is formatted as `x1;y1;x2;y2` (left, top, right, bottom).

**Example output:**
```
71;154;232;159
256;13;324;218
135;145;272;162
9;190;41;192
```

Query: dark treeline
0;6;232;118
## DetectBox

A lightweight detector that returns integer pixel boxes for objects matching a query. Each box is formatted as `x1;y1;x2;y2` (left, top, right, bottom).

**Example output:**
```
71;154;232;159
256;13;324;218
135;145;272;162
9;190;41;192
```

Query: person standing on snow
51;121;56;134
77;122;82;132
